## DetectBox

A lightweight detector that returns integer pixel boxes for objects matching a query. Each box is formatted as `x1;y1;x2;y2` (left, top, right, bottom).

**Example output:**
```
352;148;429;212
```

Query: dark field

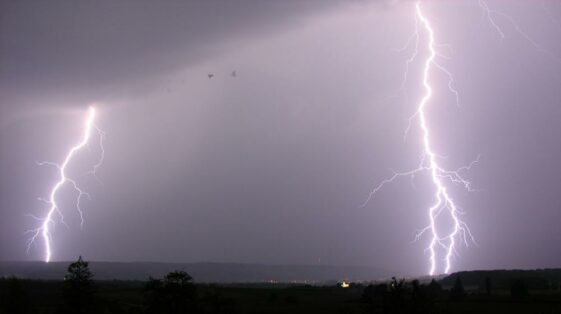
1;275;561;314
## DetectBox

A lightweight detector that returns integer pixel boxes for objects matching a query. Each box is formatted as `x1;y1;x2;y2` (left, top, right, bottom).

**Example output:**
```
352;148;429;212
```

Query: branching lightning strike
479;0;561;63
363;2;478;276
26;106;105;263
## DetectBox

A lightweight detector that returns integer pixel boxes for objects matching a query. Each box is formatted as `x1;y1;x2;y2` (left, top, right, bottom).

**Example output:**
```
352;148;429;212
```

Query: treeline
441;269;561;291
1;257;561;314
0;256;236;314
358;274;551;314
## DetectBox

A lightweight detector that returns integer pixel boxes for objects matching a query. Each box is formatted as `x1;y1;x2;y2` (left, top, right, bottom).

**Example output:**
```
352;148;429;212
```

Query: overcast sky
1;0;560;276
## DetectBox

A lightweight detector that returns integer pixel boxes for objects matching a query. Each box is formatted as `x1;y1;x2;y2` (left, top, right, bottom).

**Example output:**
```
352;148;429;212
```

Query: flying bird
231;70;237;77
207;74;214;79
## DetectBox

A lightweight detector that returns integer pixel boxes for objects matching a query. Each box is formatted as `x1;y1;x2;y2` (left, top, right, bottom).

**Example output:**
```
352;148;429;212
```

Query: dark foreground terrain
1;260;560;314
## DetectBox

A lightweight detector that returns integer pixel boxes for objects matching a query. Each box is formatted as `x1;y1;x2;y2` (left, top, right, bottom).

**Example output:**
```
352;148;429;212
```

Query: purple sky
1;0;560;276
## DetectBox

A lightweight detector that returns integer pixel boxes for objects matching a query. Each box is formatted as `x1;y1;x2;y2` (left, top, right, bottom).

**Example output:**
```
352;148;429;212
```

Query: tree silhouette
385;277;406;313
145;270;198;314
485;276;492;295
362;283;388;304
61;256;95;313
449;276;465;300
510;279;528;299
410;279;434;314
426;279;442;299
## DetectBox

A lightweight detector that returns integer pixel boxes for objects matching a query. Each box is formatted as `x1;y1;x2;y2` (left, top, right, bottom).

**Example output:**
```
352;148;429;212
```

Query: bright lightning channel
26;106;105;263
363;2;477;276
414;2;473;275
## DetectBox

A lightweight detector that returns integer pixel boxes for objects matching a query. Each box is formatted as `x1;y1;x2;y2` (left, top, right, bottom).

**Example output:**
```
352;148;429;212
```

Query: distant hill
441;269;561;290
0;261;391;283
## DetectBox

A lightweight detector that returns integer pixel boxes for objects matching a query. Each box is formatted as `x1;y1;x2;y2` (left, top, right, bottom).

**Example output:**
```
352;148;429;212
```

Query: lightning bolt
363;1;477;276
413;2;474;276
26;106;105;263
366;1;560;275
479;0;561;63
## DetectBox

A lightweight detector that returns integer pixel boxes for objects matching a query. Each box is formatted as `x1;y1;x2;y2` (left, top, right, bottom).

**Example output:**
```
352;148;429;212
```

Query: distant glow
363;2;477;275
27;106;105;263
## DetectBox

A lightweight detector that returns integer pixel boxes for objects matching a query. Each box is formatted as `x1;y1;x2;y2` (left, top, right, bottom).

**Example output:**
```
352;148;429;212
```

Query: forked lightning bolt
413;2;475;276
26;106;105;262
364;2;477;275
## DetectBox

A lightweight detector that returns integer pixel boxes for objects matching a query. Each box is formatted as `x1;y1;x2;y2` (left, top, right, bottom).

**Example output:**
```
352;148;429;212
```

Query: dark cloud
0;0;351;108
